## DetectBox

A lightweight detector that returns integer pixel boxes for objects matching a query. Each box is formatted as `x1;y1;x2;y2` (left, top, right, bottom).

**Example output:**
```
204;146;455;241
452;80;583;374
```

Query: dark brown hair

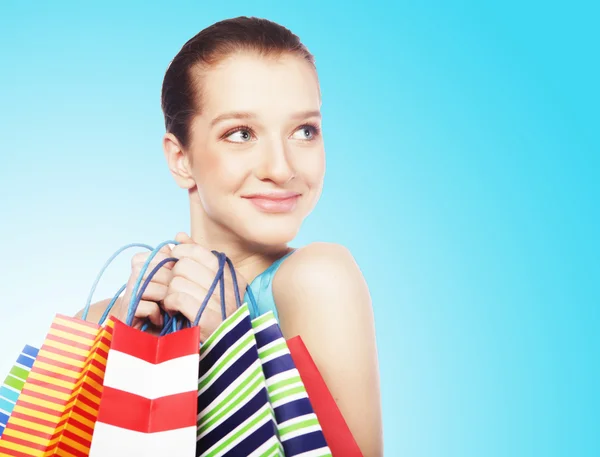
161;16;316;148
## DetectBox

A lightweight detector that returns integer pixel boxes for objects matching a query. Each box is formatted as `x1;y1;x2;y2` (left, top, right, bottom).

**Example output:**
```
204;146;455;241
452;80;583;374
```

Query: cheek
295;148;325;187
193;149;248;194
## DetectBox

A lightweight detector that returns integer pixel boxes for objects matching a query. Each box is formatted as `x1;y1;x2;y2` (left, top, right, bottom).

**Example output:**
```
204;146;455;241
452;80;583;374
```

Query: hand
114;244;176;330
164;232;248;341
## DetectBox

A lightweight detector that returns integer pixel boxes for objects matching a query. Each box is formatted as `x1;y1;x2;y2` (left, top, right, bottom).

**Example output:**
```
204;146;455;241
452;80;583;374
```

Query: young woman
81;16;383;456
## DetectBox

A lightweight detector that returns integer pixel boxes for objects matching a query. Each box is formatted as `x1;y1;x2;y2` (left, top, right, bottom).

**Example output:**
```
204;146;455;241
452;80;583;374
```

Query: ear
163;133;196;189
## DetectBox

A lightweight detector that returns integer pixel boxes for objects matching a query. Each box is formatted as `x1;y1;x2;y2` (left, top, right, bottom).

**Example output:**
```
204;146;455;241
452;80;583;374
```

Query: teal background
0;1;598;455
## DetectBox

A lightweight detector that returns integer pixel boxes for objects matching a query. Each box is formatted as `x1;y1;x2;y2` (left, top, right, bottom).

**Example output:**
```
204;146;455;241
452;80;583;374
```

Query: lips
242;192;301;213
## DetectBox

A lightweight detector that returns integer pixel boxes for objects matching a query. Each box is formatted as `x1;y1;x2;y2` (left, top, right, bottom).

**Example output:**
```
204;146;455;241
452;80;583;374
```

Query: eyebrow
211;110;321;127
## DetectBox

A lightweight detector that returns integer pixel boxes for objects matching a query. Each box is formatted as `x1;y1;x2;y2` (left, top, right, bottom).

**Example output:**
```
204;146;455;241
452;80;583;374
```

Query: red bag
287;336;364;457
88;319;200;457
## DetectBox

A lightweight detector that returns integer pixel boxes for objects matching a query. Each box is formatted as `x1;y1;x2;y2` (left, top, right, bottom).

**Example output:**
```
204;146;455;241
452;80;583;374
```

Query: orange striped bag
0;314;116;457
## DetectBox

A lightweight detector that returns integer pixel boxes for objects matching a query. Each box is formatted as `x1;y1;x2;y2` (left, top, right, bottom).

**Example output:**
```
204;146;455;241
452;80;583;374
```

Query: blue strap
146;251;228;336
192;252;227;327
243;249;295;320
82;243;153;321
125;240;178;325
127;257;179;327
158;311;177;336
98;283;126;326
116;248;247;335
225;256;243;310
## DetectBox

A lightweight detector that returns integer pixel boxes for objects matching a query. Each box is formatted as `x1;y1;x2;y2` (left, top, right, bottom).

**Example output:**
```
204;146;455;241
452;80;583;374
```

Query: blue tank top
243;250;295;322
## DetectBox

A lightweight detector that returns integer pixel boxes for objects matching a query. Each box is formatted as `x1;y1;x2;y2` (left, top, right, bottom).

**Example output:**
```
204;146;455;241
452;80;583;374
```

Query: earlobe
163;133;196;189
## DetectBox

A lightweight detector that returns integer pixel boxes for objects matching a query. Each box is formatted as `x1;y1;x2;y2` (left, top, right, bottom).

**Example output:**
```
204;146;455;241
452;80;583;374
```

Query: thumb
175;232;194;244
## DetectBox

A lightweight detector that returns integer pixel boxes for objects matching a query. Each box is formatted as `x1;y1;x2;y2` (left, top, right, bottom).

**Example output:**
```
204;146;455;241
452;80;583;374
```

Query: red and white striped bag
88;319;200;457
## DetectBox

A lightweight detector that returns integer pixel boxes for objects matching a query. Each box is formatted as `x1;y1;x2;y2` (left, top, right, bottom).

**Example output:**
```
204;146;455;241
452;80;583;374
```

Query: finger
175;232;194;244
163;291;220;324
171;244;219;270
168;276;220;305
137;283;169;303
171;258;222;296
132;251;177;272
137;267;173;287
131;257;175;288
159;244;172;254
134;300;163;327
180;280;234;324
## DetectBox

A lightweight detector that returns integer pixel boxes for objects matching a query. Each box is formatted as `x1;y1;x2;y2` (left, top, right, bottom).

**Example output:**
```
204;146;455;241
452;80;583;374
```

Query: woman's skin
80;51;383;456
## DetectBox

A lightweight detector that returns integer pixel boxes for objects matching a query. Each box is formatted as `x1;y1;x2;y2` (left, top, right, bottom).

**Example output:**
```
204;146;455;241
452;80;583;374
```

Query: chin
242;218;301;247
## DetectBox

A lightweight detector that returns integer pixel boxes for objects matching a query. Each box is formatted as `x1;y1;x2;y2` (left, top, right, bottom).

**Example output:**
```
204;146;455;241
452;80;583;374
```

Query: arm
273;242;383;457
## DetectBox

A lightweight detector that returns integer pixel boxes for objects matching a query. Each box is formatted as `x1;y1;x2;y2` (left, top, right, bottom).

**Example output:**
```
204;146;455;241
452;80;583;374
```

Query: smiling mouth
241;192;301;213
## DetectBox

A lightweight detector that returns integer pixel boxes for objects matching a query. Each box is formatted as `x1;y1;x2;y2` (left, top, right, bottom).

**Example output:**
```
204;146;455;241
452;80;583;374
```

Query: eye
224;126;254;143
291;124;320;141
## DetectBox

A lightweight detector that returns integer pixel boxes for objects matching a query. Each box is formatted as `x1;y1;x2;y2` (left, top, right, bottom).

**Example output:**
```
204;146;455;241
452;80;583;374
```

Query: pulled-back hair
161;16;316;148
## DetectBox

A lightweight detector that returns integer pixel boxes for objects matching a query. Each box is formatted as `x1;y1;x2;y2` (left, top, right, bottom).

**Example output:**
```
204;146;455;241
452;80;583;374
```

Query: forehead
197;52;321;118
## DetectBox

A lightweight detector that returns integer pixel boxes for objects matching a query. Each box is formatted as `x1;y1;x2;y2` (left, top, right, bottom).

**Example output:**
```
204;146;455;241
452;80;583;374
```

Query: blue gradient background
0;1;598;455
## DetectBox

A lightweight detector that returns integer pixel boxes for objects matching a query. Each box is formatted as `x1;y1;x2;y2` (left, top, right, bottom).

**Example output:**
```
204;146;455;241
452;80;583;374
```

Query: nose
255;137;295;185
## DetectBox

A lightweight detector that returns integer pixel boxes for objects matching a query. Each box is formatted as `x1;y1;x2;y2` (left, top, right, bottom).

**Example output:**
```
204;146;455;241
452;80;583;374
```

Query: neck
187;193;291;283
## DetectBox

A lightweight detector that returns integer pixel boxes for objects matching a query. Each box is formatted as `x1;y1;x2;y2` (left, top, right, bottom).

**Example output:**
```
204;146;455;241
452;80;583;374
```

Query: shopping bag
46;316;116;455
252;312;332;457
195;253;281;457
288;337;363;457
196;304;281;457
0;315;101;456
0;241;173;455
43;243;161;455
88;319;200;457
88;249;201;457
0;345;39;439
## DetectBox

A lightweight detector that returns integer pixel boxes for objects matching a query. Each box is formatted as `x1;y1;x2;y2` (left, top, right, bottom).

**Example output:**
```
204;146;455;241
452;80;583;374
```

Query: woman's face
182;52;325;247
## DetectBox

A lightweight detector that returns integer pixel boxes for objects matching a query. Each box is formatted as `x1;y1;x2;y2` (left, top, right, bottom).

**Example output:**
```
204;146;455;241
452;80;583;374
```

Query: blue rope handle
127;257;178;327
98;283;127;326
158;311;174;336
193;253;243;324
192;252;227;327
158;252;227;336
157;252;227;335
158;311;180;336
82;243;154;321
132;251;245;335
125;240;178;325
225;256;243;310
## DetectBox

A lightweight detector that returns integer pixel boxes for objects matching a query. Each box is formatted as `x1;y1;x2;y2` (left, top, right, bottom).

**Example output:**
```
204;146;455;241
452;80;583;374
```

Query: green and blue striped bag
194;254;331;456
252;312;332;457
196;303;282;456
0;345;39;438
194;253;281;456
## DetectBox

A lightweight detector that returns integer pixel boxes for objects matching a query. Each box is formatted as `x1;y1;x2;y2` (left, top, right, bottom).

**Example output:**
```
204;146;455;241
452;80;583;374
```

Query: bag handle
126;256;179;327
194;253;257;323
226;253;259;317
123;247;255;334
131;251;228;334
98;283;126;325
224;256;244;312
192;252;227;327
193;251;248;327
162;252;227;334
125;240;178;325
82;242;153;321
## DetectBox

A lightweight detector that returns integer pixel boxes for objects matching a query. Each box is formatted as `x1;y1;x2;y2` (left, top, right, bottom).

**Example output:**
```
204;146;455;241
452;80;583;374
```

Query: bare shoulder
281;241;360;274
273;242;371;323
73;298;114;325
272;242;382;456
